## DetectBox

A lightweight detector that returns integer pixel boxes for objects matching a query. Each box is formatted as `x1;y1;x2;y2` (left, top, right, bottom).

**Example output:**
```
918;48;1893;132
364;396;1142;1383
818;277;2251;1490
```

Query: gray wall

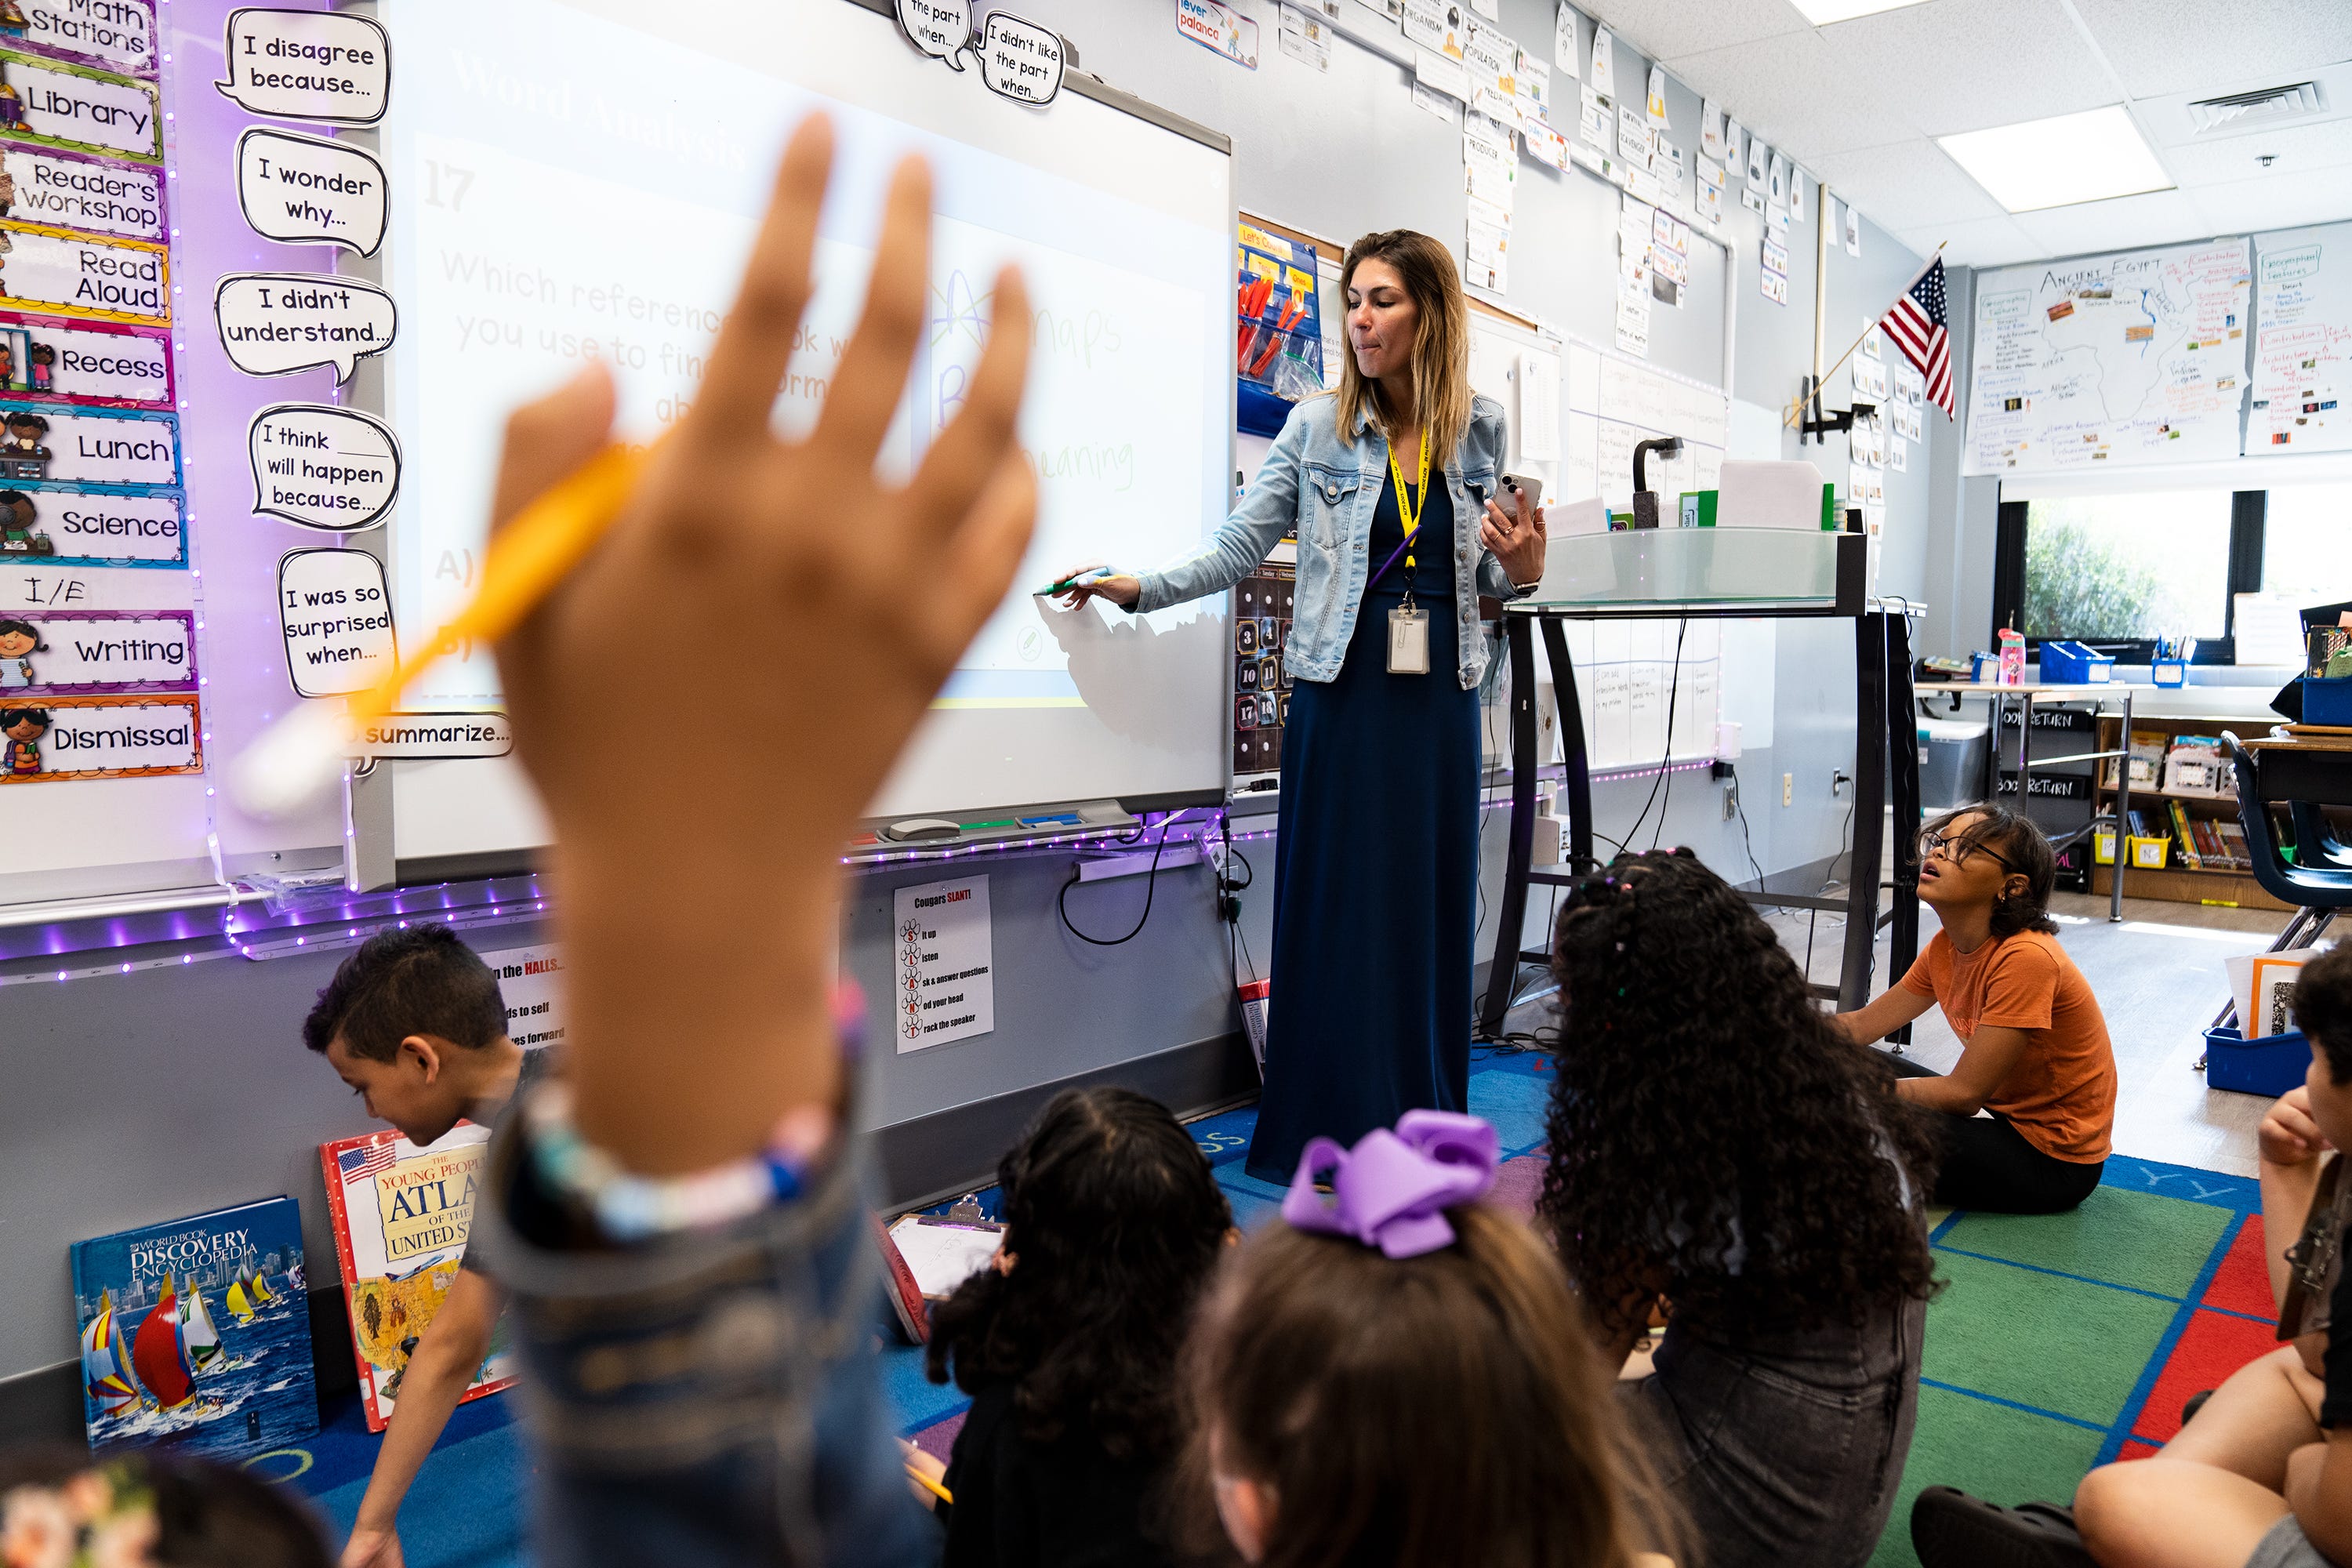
0;0;1949;1391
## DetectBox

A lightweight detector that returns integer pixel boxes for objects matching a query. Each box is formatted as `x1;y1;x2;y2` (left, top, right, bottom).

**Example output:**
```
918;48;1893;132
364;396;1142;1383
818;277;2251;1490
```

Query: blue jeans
470;1120;936;1568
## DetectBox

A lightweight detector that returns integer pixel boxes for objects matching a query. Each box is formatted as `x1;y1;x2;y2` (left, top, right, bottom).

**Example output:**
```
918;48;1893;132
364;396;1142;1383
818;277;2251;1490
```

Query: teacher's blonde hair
1331;230;1473;470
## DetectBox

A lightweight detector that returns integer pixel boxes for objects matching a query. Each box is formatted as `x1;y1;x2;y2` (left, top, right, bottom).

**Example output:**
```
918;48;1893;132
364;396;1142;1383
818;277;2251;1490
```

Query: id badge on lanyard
1385;436;1432;677
1388;604;1430;673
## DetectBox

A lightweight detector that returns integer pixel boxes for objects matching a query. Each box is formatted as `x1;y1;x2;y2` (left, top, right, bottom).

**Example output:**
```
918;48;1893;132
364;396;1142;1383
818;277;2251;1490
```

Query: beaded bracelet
520;985;863;1242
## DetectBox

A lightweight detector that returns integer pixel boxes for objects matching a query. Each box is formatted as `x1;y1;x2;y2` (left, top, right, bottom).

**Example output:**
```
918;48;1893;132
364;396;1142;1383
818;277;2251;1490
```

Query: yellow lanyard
1387;432;1430;572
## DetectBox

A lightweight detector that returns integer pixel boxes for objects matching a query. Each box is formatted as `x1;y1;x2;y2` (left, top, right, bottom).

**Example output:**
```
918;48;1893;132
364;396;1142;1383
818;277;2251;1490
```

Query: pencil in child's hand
906;1464;953;1506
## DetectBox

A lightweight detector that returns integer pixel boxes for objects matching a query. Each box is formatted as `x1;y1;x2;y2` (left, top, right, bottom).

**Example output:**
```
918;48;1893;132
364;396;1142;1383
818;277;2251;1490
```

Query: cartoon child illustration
0;489;50;555
0;81;24;132
2;411;47;479
0;228;15;297
0;151;15;218
0;344;15;387
2;705;46;775
28;341;52;393
0;3;27;39
0;617;41;688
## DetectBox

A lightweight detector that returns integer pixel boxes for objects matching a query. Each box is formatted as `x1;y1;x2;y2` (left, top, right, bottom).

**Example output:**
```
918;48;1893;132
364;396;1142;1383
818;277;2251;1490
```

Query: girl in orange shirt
1840;806;2118;1214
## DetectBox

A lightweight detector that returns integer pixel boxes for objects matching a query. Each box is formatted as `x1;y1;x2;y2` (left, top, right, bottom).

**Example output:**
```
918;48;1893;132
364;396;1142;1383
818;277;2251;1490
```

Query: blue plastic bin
2040;641;2114;684
2304;676;2352;727
2205;1025;2310;1098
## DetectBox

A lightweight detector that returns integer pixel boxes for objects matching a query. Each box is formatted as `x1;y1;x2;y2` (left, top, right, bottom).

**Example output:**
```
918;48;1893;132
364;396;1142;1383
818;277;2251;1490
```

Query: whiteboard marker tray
1516;528;1853;616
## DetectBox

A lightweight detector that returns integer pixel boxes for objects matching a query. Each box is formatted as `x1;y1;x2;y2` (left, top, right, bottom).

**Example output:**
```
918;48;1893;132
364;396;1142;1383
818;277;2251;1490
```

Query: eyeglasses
1919;829;2017;872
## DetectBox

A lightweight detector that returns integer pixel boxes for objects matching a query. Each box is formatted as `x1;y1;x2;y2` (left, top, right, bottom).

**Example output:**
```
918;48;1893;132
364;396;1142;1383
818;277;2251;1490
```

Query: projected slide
380;0;1231;817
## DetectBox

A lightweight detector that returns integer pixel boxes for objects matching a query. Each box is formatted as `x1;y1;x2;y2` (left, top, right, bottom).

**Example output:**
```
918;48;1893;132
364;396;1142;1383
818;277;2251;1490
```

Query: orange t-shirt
1899;928;2117;1163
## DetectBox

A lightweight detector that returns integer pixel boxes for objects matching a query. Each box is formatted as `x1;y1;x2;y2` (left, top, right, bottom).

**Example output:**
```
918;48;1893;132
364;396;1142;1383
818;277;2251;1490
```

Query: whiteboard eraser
882;817;962;842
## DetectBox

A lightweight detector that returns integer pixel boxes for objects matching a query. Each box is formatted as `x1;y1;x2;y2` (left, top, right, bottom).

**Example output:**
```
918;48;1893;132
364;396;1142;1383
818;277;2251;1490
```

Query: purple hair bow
1280;1111;1500;1259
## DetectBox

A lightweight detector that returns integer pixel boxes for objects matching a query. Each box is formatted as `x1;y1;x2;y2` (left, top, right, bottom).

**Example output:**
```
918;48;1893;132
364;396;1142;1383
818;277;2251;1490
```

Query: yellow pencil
906;1462;954;1506
232;442;649;818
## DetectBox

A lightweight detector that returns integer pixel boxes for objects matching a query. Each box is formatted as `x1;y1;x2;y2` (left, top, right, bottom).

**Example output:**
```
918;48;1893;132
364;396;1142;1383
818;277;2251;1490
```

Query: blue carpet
275;1055;1564;1558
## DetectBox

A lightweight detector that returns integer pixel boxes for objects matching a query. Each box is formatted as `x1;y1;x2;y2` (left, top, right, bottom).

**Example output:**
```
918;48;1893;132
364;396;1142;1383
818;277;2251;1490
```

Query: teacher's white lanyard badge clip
1385;436;1431;676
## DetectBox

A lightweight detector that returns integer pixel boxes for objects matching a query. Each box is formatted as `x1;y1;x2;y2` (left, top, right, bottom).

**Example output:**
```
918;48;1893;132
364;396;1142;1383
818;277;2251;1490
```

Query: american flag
339;1138;397;1183
1882;256;1954;418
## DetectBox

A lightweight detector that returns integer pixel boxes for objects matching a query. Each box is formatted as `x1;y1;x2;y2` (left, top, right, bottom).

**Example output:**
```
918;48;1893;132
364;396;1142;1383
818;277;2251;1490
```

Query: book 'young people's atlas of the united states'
320;1123;517;1432
69;1196;318;1460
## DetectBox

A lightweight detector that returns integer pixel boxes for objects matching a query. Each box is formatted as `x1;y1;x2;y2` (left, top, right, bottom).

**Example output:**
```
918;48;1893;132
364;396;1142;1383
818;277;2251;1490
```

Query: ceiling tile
1896;214;2042;268
2071;0;2352;102
2008;188;2213;256
1664;29;1918;163
2190;169;2352;237
1579;0;1811;69
1817;0;2121;137
1809;137;2005;231
2163;116;2352;188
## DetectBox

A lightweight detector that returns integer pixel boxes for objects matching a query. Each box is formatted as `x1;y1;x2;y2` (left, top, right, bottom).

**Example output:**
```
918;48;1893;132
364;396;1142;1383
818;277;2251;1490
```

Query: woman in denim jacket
1059;230;1547;1181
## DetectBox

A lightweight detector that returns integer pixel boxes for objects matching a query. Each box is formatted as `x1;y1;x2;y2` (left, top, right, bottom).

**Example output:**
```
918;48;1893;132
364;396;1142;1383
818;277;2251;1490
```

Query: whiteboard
2252;223;2352;456
376;0;1234;862
1963;239;2252;475
1561;339;1728;506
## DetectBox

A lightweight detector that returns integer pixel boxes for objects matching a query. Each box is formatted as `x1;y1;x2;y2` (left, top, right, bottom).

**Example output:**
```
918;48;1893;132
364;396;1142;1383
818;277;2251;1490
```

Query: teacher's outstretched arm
1053;400;1312;614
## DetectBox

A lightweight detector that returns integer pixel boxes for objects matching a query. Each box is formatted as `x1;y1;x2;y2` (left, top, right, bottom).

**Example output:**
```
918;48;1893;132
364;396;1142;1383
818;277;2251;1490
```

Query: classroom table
1915;680;2150;922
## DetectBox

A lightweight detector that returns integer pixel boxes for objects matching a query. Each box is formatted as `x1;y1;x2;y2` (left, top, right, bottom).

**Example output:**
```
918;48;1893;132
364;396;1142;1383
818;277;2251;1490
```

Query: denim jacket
1131;391;1537;690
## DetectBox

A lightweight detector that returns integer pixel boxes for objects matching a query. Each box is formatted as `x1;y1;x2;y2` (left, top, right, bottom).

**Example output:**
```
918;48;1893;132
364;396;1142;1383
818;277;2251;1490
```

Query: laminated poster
0;691;200;782
321;1123;518;1434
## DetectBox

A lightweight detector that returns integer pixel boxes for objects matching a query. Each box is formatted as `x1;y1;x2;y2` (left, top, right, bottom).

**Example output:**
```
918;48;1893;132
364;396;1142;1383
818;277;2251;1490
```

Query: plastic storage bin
2039;641;2114;684
2305;676;2352;727
1918;718;1990;811
2205;1026;2310;1098
2092;825;2117;865
2128;834;2171;869
2151;658;2187;688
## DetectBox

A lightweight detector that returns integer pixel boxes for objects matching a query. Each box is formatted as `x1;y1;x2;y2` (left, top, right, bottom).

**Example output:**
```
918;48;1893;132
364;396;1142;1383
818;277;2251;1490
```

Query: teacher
1056;230;1547;1181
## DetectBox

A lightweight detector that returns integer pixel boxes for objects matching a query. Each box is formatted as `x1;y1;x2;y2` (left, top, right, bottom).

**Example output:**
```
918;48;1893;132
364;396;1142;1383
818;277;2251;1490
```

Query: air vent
2188;82;2324;134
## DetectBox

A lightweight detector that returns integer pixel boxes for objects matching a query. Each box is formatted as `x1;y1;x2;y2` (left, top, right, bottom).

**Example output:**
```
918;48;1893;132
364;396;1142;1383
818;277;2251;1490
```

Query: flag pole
1784;241;1947;428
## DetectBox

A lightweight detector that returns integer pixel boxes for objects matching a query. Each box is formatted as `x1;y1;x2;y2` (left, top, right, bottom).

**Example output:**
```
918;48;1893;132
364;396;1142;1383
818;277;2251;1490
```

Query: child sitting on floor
1914;941;2352;1568
1839;805;2118;1214
1185;1109;1678;1568
915;1087;1232;1568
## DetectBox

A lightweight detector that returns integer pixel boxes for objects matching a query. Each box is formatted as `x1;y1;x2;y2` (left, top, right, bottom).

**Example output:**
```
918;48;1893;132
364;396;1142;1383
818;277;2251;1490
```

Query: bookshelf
2089;712;2295;913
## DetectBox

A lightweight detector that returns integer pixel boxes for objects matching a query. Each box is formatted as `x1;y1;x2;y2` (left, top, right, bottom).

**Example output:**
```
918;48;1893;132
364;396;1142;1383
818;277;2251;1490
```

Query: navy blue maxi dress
1244;463;1482;1183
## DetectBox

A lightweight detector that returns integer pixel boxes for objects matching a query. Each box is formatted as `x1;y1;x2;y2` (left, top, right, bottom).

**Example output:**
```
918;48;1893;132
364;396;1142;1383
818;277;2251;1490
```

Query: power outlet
1781;772;1793;807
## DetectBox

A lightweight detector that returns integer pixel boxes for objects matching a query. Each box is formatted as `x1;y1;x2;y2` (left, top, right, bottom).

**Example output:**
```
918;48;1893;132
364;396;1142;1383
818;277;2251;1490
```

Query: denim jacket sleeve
1465;400;1541;604
1129;400;1312;616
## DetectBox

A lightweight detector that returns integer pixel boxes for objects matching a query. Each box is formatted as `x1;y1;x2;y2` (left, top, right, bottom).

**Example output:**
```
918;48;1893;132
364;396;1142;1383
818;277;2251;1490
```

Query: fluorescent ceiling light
1790;0;1930;23
1938;106;2174;212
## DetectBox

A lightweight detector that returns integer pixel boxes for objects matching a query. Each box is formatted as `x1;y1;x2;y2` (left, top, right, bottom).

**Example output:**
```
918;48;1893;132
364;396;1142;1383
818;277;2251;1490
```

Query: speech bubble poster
278;545;395;695
214;271;394;382
249;401;398;529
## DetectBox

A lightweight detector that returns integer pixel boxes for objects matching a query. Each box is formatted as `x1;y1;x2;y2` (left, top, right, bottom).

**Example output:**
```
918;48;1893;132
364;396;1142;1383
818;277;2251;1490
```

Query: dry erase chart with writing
2250;222;2352;456
1964;240;2251;474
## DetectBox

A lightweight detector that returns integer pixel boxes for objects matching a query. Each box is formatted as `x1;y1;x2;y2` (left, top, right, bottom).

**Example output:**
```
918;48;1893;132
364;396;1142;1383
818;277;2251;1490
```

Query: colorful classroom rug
268;1048;2275;1568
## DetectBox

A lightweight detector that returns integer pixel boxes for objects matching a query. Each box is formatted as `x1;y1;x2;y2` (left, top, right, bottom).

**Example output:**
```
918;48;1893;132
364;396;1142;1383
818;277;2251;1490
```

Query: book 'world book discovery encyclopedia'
70;1196;318;1461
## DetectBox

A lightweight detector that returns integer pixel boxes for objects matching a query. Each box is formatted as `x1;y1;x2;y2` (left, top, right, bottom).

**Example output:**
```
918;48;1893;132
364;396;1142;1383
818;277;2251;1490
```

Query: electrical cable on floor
1058;814;1176;946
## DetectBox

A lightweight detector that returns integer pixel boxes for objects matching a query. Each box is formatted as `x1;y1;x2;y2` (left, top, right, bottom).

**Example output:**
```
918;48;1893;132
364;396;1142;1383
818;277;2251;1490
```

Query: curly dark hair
1537;849;1940;1340
926;1087;1232;1460
0;1447;329;1568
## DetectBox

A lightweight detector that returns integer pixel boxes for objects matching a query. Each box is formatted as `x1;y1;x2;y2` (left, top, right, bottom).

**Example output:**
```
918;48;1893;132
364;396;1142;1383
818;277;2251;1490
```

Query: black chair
2212;734;2352;1030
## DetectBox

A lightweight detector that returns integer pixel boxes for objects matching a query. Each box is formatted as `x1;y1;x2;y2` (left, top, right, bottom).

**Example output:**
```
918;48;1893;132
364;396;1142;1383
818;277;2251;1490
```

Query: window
2263;483;2352;606
2016;491;2236;640
1990;488;2268;660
